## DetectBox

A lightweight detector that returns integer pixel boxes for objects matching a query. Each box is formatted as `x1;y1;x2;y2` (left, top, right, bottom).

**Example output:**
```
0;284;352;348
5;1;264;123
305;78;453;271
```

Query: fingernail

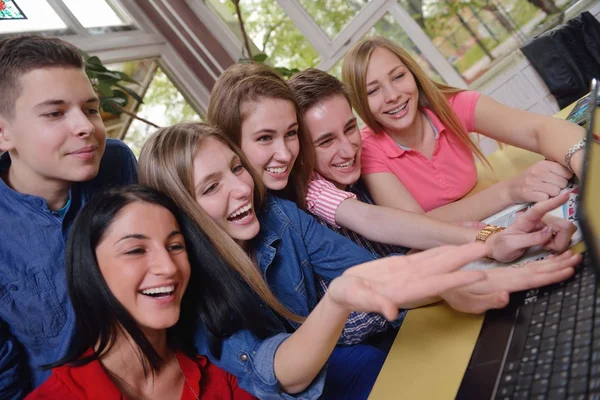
543;226;552;235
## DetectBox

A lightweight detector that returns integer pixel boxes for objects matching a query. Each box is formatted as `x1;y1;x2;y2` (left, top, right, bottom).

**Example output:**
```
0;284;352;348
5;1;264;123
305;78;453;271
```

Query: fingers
398;270;486;305
522;192;569;222
448;291;510;314
539;160;574;180
422;243;490;275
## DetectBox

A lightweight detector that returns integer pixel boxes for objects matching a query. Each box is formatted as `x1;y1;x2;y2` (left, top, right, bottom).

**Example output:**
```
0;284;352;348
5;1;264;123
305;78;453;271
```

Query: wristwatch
475;225;506;243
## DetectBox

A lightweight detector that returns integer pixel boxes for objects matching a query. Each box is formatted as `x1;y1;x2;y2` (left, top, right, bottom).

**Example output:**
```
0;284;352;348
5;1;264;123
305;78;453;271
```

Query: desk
369;103;581;400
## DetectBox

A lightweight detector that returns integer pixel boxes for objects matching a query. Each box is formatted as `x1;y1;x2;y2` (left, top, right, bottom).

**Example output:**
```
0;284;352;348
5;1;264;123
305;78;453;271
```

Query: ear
0;116;15;153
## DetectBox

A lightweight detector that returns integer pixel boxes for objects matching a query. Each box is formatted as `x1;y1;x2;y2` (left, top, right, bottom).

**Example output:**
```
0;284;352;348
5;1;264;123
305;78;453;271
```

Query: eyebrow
34;97;99;109
313;117;357;144
366;66;402;87
115;230;181;244
253;121;298;136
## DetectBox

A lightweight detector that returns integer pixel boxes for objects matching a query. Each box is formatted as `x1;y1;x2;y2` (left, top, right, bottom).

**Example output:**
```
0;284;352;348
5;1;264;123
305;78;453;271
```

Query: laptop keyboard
495;251;600;400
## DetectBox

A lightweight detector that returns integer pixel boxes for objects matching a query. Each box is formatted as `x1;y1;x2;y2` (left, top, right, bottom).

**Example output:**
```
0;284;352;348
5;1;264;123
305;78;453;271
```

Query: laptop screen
579;79;600;271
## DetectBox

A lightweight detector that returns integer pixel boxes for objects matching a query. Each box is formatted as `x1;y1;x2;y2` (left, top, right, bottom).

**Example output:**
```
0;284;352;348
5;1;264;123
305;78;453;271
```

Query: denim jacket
0;139;138;398
195;196;378;399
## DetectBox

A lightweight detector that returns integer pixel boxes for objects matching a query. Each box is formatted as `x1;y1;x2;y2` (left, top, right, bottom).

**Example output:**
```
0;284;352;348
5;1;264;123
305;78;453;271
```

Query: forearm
336;199;477;249
274;294;349;394
425;181;513;222
535;118;586;177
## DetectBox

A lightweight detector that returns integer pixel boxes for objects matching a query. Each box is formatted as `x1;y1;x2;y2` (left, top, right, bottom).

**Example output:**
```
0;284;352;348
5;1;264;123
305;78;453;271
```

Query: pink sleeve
306;173;356;227
360;137;394;175
448;91;481;132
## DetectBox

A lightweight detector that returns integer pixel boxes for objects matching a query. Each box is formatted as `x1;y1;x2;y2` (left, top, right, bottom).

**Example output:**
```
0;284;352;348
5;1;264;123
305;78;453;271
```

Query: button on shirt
0;139;138;398
360;91;481;212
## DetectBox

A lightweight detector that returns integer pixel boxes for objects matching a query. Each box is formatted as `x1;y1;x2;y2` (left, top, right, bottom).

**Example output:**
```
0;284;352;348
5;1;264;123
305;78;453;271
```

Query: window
296;0;369;39
62;0;130;28
0;0;69;35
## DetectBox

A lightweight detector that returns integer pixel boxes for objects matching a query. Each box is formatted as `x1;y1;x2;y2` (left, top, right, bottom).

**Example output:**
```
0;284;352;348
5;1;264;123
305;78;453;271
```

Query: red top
26;351;255;400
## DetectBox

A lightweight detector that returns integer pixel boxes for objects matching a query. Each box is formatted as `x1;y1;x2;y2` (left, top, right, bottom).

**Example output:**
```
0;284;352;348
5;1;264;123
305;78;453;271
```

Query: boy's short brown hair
0;35;84;119
287;68;353;116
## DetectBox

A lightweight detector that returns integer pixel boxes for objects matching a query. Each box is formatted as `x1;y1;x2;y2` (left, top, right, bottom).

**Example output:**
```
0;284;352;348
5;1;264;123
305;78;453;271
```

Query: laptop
457;79;600;400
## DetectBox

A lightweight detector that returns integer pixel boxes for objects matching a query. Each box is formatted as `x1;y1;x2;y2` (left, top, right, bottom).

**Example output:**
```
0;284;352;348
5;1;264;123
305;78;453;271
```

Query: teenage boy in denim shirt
0;35;138;398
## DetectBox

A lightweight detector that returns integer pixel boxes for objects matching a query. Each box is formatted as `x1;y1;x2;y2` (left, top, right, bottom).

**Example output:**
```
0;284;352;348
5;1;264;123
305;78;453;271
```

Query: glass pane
62;0;130;28
122;67;202;157
207;0;320;71
296;0;369;39
0;0;68;35
366;12;444;83
397;0;579;84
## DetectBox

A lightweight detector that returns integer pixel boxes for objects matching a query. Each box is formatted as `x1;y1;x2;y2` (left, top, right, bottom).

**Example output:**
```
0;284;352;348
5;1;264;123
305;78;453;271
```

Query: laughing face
239;97;300;191
304;95;361;189
365;47;420;136
94;201;190;332
192;137;260;247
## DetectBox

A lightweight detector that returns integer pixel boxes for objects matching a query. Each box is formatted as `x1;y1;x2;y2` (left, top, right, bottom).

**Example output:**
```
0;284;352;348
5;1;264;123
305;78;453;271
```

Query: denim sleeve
0;321;25;400
197;330;326;400
293;206;377;280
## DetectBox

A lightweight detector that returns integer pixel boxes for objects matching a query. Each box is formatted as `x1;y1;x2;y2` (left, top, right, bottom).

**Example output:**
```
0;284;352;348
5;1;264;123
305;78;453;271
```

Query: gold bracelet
475;225;506;243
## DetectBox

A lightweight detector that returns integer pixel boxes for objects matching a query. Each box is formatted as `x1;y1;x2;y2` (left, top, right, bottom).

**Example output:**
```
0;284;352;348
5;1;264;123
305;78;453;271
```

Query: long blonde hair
342;36;489;166
138;122;303;323
207;62;315;209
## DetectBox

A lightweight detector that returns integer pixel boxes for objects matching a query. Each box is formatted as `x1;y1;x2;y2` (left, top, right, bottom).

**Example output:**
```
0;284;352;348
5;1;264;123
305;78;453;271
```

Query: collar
254;197;283;275
369;107;445;159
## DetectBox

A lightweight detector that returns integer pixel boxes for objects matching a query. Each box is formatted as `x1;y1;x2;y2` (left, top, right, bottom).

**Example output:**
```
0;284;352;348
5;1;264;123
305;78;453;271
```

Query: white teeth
141;285;175;295
266;166;287;174
229;204;251;219
334;160;354;169
386;102;407;115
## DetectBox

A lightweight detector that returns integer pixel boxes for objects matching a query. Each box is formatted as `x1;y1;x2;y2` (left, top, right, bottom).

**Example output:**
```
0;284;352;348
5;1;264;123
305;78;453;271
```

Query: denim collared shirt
0;139;138;398
195;196;377;399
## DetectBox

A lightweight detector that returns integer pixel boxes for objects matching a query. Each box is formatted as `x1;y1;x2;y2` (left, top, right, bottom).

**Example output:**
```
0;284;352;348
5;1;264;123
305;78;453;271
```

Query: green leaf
114;83;144;104
97;82;114;97
100;98;122;115
116;71;140;85
253;53;268;63
86;56;104;67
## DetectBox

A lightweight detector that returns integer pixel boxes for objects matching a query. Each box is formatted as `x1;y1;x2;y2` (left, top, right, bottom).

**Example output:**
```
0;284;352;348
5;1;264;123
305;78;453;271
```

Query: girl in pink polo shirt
342;36;587;222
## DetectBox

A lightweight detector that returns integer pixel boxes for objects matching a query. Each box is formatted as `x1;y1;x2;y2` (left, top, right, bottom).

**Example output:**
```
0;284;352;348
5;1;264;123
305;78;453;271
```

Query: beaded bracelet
565;138;586;173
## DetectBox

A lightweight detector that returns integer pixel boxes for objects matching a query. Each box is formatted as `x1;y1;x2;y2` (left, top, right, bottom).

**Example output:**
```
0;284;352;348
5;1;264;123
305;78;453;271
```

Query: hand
507;160;572;203
487;193;577;262
326;243;489;320
441;251;581;314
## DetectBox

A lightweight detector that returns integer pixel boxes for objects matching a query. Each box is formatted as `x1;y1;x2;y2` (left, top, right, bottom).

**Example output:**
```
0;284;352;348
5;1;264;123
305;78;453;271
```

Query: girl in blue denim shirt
139;123;581;400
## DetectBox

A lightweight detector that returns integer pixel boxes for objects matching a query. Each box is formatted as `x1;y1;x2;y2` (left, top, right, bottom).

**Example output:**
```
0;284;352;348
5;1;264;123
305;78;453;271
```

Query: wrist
321;287;353;320
475;225;506;260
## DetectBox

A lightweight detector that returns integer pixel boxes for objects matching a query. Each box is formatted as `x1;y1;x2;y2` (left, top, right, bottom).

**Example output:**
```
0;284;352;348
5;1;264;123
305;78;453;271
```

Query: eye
367;88;379;96
124;247;146;256
232;164;245;174
202;182;219;195
43;111;64;118
344;124;357;135
319;138;333;147
393;73;404;80
86;108;100;115
168;243;186;253
285;130;298;138
257;135;272;142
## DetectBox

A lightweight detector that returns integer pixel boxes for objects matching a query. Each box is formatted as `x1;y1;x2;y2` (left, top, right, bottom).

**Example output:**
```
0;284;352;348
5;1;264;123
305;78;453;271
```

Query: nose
71;109;95;138
338;136;356;158
231;174;252;199
150;247;178;276
382;84;399;104
273;138;292;163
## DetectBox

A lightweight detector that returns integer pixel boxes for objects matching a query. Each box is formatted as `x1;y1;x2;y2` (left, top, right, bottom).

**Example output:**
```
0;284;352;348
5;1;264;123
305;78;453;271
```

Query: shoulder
26;368;79;400
360;126;378;144
102;139;137;163
91;139;138;187
448;91;481;119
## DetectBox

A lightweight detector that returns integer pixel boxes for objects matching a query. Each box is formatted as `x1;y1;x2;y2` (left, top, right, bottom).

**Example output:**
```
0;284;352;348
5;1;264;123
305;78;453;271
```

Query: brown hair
288;68;354;116
138;122;303;324
0;35;84;119
342;36;489;166
207;63;315;209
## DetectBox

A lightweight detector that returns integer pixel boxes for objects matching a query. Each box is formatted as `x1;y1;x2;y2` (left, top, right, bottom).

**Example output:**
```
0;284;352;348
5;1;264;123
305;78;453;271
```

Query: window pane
207;0;320;71
397;0;579;83
296;0;369;39
367;12;444;83
62;0;131;28
122;67;202;157
0;0;68;35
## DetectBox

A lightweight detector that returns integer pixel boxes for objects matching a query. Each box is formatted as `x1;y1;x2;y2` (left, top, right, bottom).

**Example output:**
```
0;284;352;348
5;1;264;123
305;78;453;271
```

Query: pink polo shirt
360;91;480;212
